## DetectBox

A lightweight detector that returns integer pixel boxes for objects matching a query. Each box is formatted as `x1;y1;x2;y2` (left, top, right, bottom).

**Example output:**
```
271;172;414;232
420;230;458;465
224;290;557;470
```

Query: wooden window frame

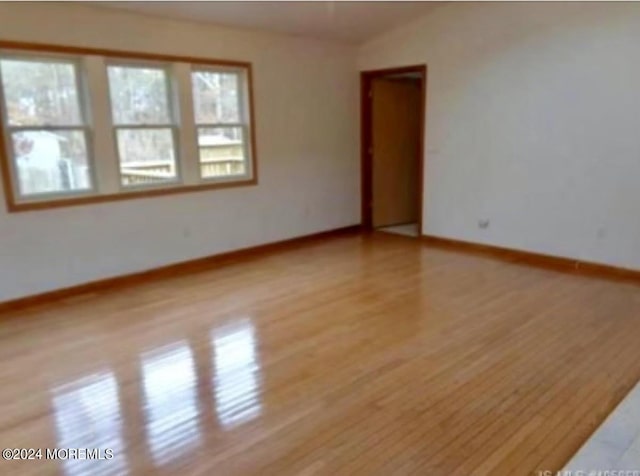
0;40;258;213
191;66;255;183
0;53;98;202
106;61;182;191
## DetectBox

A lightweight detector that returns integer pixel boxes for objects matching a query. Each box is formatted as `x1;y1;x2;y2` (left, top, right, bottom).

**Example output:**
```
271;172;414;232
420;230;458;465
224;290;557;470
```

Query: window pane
0;58;82;126
11;130;90;196
108;65;170;125
192;71;240;124
116;128;177;186
197;127;247;179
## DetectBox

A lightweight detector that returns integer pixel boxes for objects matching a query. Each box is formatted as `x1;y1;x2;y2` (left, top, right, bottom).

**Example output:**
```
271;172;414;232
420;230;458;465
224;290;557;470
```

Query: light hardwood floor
1;231;640;475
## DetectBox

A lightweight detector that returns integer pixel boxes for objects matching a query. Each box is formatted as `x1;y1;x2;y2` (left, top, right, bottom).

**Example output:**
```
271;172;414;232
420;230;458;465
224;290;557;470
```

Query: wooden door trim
361;65;427;234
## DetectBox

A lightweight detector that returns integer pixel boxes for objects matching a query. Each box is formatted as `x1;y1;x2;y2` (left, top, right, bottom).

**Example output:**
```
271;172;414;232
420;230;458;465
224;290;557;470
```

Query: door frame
360;64;427;233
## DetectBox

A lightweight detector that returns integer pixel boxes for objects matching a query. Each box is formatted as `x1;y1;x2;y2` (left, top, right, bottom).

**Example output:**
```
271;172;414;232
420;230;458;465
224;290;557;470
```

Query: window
107;64;178;187
0;41;257;212
191;69;252;180
0;56;92;199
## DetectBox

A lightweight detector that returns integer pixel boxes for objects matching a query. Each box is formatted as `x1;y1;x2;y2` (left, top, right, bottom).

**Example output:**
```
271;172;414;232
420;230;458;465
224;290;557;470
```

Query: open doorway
361;65;426;237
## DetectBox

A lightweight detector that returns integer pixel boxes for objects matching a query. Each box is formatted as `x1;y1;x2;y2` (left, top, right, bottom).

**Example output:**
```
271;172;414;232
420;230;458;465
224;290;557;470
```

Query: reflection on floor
564;380;640;471
141;341;202;467
2;232;640;474
45;319;262;475
212;319;262;429
52;371;128;476
377;222;419;237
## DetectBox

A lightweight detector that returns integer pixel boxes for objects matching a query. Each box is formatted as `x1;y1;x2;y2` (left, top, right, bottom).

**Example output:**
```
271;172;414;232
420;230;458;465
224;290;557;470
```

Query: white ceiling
94;1;442;44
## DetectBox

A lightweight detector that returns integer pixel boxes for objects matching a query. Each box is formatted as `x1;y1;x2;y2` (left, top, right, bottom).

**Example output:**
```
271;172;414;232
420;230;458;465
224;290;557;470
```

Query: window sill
5;177;258;213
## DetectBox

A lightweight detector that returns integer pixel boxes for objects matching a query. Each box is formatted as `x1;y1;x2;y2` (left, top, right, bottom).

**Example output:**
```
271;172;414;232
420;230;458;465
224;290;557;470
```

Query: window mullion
241;124;252;179
7;125;90;132
84;55;119;195
195;123;244;129
171;63;199;186
113;124;172;130
238;71;252;180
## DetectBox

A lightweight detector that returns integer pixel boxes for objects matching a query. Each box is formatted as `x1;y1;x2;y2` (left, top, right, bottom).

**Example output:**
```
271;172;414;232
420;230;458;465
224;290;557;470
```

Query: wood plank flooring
1;231;640;475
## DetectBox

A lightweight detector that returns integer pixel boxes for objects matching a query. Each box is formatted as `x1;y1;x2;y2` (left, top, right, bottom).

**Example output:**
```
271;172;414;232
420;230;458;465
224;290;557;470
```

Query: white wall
0;3;359;302
359;2;640;270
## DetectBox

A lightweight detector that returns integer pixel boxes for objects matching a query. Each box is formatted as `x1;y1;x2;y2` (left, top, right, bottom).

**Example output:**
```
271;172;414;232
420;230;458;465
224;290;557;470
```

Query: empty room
1;1;640;475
